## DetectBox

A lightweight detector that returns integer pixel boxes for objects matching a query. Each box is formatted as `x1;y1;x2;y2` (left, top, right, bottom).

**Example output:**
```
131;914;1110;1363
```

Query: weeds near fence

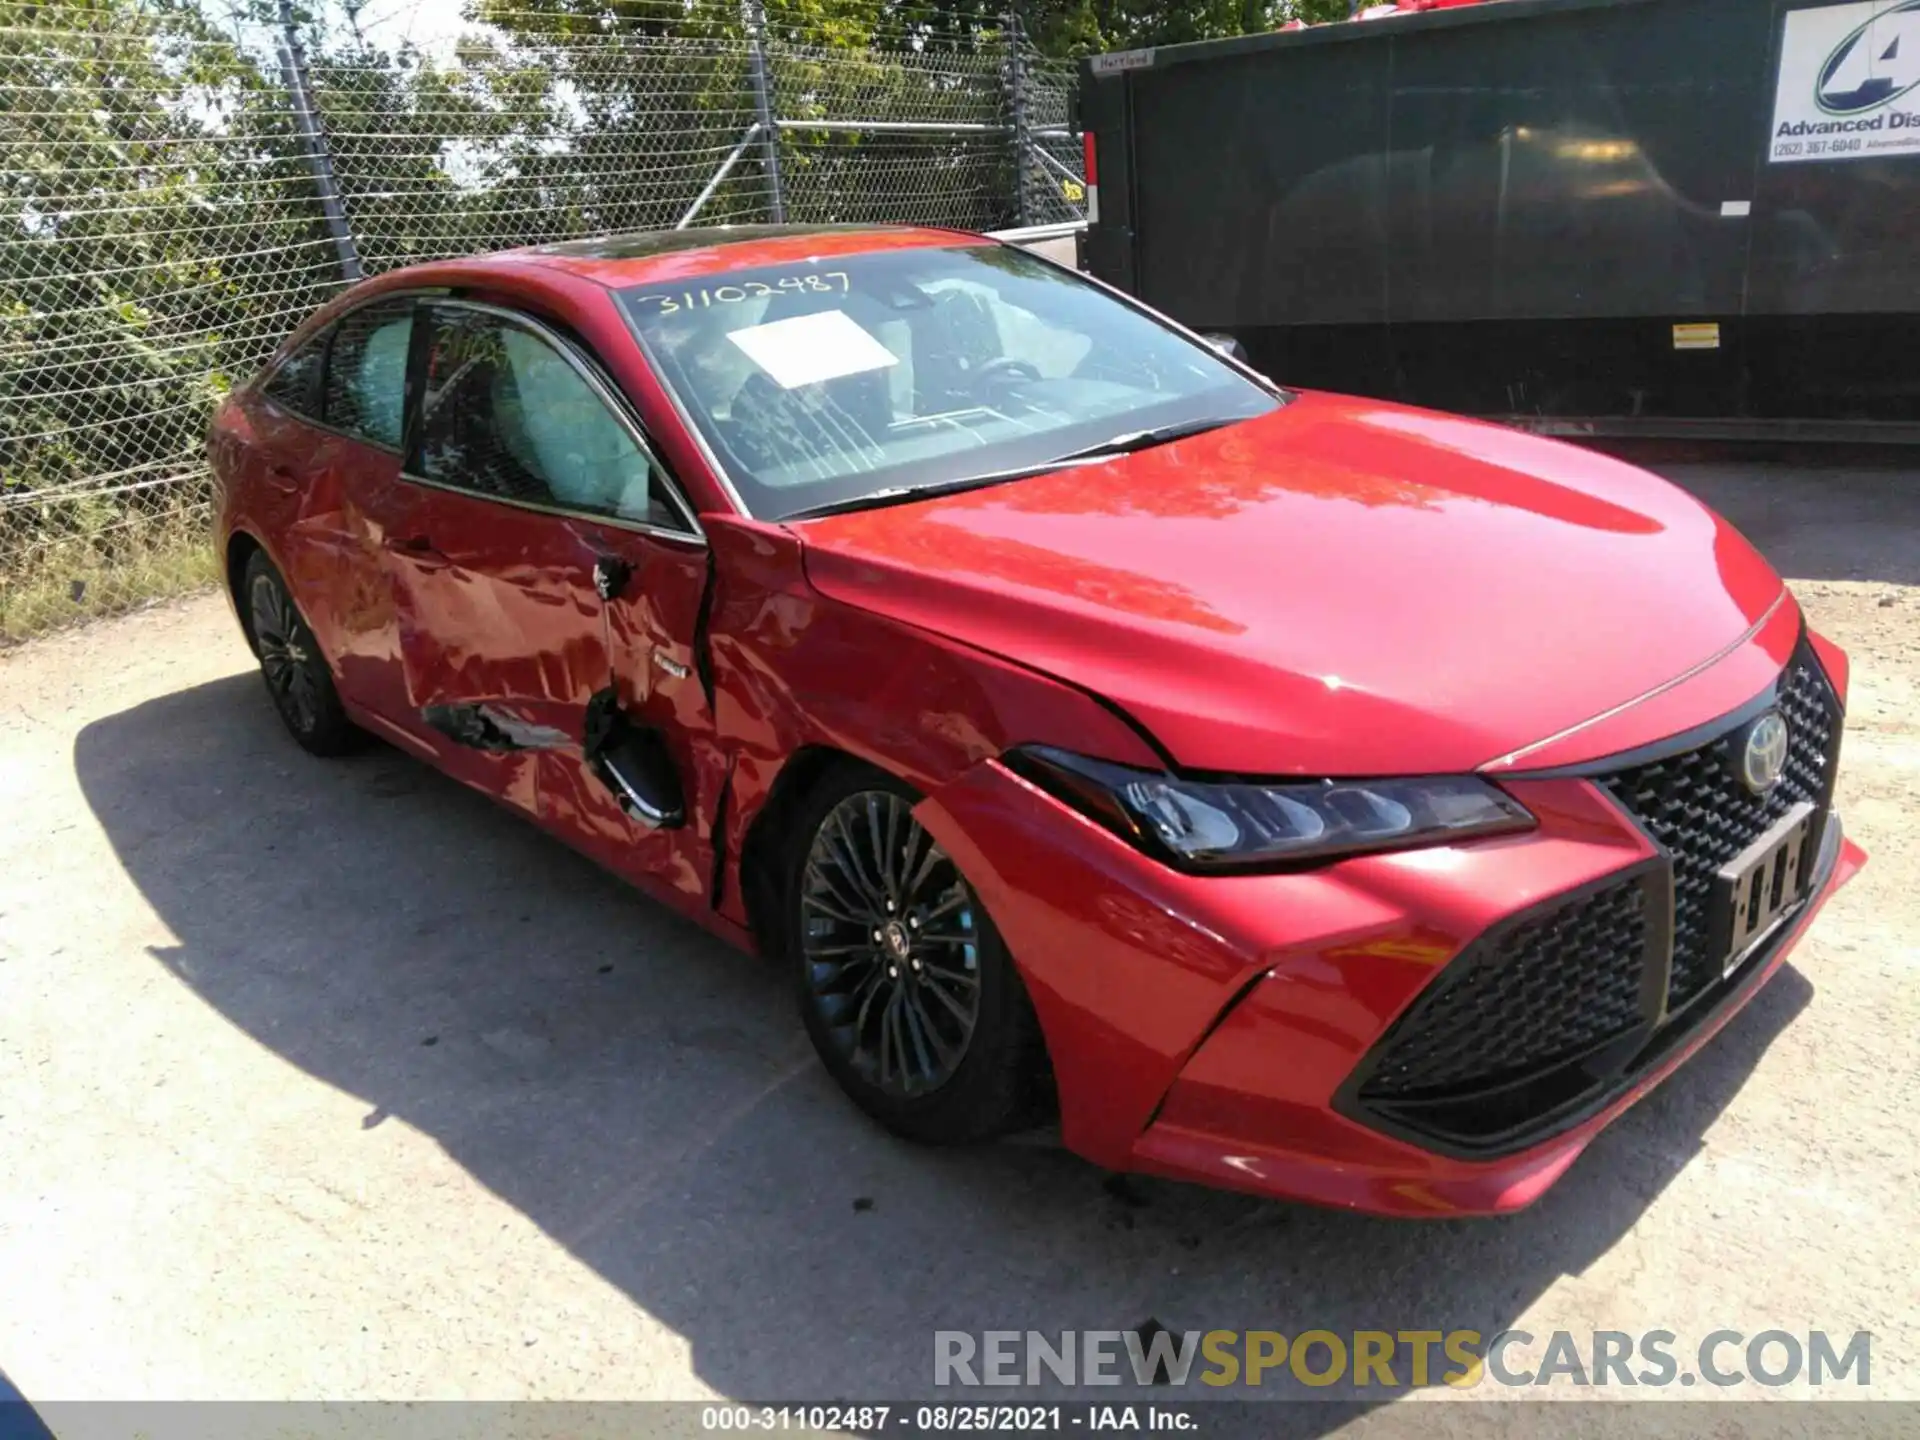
0;494;217;646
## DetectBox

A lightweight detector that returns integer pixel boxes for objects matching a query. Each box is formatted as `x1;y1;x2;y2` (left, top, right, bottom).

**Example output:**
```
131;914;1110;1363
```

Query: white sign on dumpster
1770;0;1920;162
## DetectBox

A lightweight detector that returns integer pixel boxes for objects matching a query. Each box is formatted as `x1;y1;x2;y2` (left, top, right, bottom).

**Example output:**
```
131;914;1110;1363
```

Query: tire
787;762;1047;1144
242;549;359;757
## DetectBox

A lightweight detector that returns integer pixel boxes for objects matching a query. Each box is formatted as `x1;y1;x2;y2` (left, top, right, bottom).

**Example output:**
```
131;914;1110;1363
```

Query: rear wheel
788;764;1045;1143
243;550;358;756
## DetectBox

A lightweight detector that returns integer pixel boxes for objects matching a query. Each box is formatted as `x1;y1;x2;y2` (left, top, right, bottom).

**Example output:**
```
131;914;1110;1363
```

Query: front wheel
789;766;1046;1144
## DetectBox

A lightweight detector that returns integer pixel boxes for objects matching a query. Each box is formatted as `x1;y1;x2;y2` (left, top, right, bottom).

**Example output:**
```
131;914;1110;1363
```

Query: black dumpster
1079;0;1920;441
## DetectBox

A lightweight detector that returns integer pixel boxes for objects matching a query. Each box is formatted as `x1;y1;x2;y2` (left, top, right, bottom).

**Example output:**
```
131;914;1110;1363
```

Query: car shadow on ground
74;675;1814;1424
0;1368;54;1440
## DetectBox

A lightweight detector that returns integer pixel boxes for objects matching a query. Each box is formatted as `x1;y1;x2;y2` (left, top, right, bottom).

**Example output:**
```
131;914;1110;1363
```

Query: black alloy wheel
801;787;982;1094
243;550;357;756
789;765;1046;1143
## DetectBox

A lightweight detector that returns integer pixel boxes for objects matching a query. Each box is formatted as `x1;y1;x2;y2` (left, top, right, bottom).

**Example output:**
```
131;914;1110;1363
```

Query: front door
380;299;715;896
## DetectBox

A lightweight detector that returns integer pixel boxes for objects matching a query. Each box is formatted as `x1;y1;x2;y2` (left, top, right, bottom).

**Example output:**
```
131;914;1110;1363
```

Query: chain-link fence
0;0;1084;644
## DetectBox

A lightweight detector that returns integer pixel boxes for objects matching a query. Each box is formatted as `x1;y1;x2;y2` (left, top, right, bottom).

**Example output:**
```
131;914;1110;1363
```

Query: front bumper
913;650;1865;1220
1132;811;1860;1216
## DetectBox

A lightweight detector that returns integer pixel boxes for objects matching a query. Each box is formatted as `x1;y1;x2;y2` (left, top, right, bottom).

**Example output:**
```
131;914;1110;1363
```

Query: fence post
742;0;787;223
1005;8;1032;228
277;0;362;283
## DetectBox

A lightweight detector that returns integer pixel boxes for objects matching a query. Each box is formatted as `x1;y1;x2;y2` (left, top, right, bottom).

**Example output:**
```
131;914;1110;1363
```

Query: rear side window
259;338;325;419
413;304;691;532
325;299;413;449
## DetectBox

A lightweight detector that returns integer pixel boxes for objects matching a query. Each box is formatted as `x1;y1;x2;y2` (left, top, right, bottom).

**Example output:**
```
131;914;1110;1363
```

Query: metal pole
774;118;1011;135
277;0;362;282
1027;138;1083;192
1006;8;1032;228
677;124;762;229
742;0;786;223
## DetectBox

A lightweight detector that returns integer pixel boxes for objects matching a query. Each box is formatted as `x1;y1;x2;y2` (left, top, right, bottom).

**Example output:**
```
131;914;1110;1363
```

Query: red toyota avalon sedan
209;225;1864;1217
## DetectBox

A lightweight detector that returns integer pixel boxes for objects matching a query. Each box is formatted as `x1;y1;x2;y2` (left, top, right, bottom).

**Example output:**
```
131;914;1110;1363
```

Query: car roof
477;223;990;288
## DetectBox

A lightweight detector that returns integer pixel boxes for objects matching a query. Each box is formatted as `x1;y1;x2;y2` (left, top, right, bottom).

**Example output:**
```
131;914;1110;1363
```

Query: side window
415;305;690;532
259;336;326;418
325;299;413;449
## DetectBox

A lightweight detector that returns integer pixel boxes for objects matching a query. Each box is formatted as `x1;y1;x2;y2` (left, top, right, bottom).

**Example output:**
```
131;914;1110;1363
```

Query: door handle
593;555;635;601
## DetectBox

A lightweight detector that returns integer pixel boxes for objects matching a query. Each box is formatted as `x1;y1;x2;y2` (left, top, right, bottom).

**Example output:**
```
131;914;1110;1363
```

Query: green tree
0;0;337;587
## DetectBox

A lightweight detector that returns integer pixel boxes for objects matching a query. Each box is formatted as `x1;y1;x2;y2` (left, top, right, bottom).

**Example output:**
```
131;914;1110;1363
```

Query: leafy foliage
0;0;339;508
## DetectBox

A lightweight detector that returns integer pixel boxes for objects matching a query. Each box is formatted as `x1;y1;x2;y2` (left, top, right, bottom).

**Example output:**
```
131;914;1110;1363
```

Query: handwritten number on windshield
631;272;850;315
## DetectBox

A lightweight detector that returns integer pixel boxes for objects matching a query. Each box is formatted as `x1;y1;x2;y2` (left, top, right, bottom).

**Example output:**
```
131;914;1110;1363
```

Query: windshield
617;244;1282;521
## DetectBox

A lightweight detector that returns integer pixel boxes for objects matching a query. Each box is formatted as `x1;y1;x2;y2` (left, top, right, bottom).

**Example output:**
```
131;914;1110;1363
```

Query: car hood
795;392;1785;775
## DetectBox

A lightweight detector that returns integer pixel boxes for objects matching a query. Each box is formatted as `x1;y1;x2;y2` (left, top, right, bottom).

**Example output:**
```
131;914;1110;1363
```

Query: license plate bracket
1709;800;1815;979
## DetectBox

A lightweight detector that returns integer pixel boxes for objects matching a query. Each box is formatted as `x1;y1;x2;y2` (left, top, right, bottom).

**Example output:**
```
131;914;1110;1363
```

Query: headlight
1006;745;1534;870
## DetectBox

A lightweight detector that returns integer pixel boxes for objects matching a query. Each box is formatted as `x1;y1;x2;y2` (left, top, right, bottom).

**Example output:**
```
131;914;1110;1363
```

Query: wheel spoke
809;860;872;922
896;822;926;904
286;666;317;727
865;793;893;902
904;837;944;906
250;584;282;646
917;986;962;1059
900;988;940;1081
879;794;903;898
853;967;889;1036
879;991;904;1088
919;889;968;927
919;929;976;948
920;961;979;989
893;993;919;1085
801;892;867;927
829;809;887;909
919;974;976;1027
802;941;876;959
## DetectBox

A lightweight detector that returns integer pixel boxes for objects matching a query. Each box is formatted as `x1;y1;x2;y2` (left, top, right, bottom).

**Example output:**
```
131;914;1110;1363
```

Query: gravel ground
0;460;1915;1417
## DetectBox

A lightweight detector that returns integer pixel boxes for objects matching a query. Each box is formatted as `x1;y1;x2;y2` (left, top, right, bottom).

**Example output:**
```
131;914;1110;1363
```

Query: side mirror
1201;332;1249;365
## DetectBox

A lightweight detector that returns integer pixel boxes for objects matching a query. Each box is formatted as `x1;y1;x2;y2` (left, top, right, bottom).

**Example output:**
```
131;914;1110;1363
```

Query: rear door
381;299;715;896
308;295;418;724
240;330;357;671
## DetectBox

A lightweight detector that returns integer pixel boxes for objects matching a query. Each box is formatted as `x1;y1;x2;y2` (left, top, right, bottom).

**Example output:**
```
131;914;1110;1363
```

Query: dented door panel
370;478;720;896
379;482;607;811
532;514;716;905
233;398;366;681
319;432;414;726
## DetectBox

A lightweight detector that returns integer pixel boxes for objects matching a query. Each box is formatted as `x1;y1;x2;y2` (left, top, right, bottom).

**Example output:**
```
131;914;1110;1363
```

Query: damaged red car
209;225;1864;1217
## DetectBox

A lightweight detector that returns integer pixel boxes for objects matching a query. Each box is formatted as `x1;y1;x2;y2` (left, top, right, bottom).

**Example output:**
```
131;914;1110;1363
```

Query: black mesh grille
1344;640;1844;1156
1597;643;1841;1011
1361;876;1651;1102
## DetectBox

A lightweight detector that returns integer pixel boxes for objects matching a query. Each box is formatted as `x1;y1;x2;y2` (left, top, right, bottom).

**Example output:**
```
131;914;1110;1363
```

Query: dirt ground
0;459;1915;1415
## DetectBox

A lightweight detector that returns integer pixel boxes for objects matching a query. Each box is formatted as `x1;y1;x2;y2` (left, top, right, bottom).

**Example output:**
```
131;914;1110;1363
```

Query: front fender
702;516;1166;933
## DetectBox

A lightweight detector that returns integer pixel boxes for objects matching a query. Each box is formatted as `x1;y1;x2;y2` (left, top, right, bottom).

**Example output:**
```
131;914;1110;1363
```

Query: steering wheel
968;356;1043;396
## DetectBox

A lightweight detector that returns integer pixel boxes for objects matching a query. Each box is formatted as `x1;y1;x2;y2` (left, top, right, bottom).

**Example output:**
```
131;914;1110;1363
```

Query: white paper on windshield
726;309;899;390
